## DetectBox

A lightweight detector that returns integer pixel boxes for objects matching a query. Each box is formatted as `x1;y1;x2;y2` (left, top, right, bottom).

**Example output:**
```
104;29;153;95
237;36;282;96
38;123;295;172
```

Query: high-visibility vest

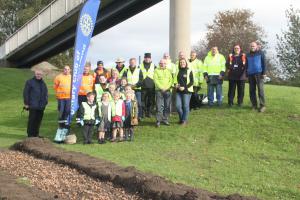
116;66;128;78
166;59;177;75
111;99;124;117
82;102;97;120
173;68;194;93
79;74;94;96
95;84;107;102
126;67;141;90
140;63;155;80
204;51;226;76
97;101;112;122
229;53;246;65
53;73;71;99
189;58;204;86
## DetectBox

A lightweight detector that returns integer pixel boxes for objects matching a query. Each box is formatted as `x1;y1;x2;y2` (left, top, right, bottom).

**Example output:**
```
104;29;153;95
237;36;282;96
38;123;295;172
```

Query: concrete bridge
0;0;190;67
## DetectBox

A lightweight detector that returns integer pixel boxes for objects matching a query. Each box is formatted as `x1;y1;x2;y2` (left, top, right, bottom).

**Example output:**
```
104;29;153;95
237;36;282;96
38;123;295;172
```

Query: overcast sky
86;0;300;68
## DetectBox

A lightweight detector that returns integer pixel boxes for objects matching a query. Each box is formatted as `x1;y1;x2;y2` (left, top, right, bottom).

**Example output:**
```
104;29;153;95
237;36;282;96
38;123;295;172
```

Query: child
117;77;128;93
124;91;138;141
79;92;99;144
97;92;111;144
111;91;125;142
108;83;117;101
124;84;136;101
95;74;108;103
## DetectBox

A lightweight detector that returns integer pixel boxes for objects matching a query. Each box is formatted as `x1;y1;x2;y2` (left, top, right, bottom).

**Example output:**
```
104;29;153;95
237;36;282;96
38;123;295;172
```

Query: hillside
0;67;299;200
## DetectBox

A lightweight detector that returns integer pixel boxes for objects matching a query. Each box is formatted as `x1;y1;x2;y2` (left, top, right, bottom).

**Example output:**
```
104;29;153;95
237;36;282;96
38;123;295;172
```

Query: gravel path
0;151;142;200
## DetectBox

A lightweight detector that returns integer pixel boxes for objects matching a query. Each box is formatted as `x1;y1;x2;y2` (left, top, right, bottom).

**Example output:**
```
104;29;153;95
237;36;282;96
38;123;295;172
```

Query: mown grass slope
0;67;299;200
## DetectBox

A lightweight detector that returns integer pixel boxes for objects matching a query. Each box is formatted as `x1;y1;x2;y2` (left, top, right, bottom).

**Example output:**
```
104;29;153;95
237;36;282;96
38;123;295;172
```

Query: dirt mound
11;138;260;200
31;61;59;78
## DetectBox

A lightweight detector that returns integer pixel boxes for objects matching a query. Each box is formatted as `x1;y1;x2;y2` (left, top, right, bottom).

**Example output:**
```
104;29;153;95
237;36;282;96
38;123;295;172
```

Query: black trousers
83;124;94;143
27;109;44;137
142;88;155;116
248;74;265;107
190;86;202;109
228;80;245;105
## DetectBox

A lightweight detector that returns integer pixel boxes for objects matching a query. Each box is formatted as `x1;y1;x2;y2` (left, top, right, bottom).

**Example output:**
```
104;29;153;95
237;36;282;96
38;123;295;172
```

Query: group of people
23;41;267;143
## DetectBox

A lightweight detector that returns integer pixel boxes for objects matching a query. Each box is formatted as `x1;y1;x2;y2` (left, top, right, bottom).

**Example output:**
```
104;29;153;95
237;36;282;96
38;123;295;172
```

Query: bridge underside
3;0;162;67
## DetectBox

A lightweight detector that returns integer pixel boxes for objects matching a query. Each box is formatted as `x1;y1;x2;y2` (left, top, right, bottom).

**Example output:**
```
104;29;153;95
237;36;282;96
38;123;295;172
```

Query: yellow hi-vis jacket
189;58;204;86
153;68;173;91
203;51;226;76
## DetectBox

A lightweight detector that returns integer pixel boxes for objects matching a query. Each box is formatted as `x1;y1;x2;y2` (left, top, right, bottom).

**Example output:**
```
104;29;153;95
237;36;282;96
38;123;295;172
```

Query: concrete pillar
169;0;191;62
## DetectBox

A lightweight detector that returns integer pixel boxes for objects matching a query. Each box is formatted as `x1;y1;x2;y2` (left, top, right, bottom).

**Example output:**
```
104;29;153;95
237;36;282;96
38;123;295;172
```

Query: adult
163;53;176;76
175;51;186;66
203;46;226;106
153;59;173;127
76;64;95;123
53;65;72;126
174;58;194;125
108;68;121;86
94;60;110;83
226;45;247;106
189;50;204;109
123;58;143;120
23;69;48;137
140;53;156;118
115;58;127;78
246;41;266;112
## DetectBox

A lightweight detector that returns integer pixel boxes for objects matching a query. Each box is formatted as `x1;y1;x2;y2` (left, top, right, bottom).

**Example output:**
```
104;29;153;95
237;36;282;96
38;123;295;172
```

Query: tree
276;6;300;84
194;9;267;57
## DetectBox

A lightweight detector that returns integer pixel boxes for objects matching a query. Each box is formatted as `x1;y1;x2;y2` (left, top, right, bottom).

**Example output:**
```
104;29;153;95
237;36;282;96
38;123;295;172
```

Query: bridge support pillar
169;0;191;62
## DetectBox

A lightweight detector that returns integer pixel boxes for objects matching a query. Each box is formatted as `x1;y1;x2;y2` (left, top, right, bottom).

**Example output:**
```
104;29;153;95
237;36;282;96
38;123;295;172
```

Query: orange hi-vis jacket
79;73;95;96
53;73;71;99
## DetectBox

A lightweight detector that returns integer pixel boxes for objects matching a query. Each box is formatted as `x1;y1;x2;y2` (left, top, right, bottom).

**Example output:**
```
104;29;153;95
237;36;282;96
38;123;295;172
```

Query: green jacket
203;51;226;76
189;58;204;86
153;68;173;91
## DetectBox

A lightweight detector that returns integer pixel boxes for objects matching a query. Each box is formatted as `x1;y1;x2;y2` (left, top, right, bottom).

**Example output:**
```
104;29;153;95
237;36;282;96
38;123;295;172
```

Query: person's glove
122;116;125;122
80;120;84;126
95;119;100;125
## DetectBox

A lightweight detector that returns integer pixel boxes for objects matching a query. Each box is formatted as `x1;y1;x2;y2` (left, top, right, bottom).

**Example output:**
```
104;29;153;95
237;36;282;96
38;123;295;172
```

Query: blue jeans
135;91;142;118
57;99;71;123
176;93;191;122
208;84;223;106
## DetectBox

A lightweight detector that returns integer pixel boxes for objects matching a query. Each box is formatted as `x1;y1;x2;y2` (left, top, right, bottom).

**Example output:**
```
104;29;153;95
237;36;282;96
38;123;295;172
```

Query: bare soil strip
0;150;141;200
6;138;259;200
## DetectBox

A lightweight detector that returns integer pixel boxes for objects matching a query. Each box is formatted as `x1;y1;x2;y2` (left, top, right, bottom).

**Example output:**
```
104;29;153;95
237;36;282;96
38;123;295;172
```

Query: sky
86;0;300;68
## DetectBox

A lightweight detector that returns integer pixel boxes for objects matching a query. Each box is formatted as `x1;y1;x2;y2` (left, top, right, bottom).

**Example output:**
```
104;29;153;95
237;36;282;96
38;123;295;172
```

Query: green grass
0;67;299;200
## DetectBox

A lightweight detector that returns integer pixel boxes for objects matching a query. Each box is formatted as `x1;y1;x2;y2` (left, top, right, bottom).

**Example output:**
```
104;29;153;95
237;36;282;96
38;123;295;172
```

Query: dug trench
1;138;260;200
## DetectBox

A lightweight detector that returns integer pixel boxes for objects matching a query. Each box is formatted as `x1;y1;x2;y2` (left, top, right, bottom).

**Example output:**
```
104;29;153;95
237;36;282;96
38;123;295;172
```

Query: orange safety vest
79;74;95;96
94;67;111;80
53;73;71;99
229;53;246;65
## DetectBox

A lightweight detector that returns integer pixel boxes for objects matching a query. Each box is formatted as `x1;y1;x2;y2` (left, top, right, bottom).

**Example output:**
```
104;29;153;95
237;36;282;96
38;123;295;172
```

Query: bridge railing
3;0;86;58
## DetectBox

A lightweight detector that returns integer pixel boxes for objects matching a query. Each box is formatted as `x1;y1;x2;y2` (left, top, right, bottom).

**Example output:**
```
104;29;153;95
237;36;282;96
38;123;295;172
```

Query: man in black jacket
23;70;48;137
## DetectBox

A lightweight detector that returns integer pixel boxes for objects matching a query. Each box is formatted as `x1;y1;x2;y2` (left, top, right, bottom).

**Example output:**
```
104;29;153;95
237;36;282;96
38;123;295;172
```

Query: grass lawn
0;67;299;200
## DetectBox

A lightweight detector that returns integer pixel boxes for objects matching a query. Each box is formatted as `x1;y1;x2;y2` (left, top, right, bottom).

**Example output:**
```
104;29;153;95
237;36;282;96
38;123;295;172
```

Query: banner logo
80;14;94;36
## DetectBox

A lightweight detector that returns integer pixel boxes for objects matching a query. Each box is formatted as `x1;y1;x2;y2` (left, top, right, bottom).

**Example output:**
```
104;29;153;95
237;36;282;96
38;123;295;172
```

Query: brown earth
8;138;260;200
0;149;56;200
0;150;141;200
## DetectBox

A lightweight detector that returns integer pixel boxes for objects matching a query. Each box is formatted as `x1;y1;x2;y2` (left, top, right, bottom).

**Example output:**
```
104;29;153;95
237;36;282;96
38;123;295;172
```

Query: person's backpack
54;128;68;143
